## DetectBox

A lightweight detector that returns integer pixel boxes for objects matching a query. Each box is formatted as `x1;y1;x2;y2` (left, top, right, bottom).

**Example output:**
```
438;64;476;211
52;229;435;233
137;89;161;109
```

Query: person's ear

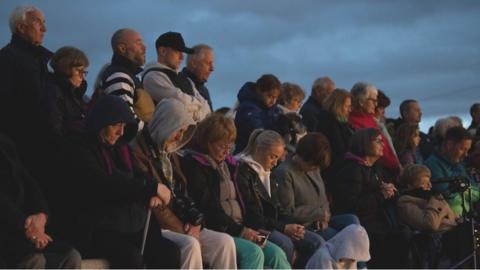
117;43;127;54
16;21;26;35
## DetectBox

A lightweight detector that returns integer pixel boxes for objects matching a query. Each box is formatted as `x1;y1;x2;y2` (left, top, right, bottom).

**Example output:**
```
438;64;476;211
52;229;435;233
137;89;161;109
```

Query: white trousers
162;228;237;269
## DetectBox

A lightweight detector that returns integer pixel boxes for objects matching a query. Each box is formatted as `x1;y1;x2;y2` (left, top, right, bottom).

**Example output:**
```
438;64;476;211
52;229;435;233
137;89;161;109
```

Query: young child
394;123;422;166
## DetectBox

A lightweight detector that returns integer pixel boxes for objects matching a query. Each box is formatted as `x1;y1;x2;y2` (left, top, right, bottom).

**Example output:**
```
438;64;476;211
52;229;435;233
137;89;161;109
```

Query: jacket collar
111;53;143;75
344;152;370;167
181;67;205;86
10;34;52;59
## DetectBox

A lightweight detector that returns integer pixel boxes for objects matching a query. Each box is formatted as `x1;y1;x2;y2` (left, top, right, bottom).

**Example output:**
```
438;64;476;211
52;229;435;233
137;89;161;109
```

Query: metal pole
140;208;151;256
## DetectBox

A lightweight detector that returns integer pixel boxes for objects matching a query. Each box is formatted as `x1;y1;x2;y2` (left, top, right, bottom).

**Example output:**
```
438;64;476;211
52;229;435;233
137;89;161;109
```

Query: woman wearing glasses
348;82;401;183
334;128;407;269
47;46;89;137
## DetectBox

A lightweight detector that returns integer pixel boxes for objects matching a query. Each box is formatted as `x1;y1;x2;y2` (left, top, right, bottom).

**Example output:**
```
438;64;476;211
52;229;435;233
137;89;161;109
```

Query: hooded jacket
131;98;196;195
234;82;281;153
57;95;157;251
306;224;370;269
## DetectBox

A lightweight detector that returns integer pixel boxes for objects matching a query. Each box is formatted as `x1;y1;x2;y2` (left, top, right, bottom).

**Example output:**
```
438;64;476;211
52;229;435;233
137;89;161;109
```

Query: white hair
9;5;39;33
350;81;377;105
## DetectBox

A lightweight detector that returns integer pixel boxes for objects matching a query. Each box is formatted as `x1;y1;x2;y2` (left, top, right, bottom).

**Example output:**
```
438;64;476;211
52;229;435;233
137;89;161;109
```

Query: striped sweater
98;54;144;130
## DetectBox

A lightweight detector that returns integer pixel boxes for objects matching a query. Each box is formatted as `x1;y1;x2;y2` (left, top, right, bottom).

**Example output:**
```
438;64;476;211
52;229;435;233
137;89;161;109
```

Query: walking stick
140;208;151;256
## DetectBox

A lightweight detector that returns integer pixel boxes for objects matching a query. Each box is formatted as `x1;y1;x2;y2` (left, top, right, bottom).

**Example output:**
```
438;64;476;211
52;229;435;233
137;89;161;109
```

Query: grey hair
311;76;334;94
187;44;213;64
433;117;461;142
350;81;377;107
241;129;284;156
9;5;39;33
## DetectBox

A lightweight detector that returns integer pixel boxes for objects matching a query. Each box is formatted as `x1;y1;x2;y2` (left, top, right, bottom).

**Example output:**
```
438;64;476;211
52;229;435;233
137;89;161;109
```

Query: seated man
0;133;81;268
424;126;479;216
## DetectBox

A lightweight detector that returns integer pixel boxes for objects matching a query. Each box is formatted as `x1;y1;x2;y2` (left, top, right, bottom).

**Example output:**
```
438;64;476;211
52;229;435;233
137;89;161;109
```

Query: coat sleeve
181;155;244;236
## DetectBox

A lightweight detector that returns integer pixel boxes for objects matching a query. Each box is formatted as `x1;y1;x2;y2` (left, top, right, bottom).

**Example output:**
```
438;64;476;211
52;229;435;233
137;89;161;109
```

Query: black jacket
0;133;49;250
0;34;53;180
315;111;354;190
299;96;327;132
56;96;156;251
334;157;392;234
181;153;246;236
236;161;289;232
45;73;87;138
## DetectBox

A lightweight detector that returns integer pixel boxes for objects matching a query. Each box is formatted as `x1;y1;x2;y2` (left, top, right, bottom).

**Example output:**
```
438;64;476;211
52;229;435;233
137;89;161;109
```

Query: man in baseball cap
142;31;211;122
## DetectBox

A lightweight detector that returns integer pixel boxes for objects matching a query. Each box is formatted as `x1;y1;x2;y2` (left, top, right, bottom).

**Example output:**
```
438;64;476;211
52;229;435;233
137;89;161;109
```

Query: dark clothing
181;67;213;110
0;34;53;188
95;53;144;129
235;161;288;232
0;134;81;269
55;96;180;268
334;154;409;268
181;153;246;236
45;73;87;138
234;82;282;153
299;96;326;132
315;111;354;191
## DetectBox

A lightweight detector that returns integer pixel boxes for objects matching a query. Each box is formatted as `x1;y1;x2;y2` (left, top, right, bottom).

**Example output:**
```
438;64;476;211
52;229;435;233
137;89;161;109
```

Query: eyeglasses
215;142;234;150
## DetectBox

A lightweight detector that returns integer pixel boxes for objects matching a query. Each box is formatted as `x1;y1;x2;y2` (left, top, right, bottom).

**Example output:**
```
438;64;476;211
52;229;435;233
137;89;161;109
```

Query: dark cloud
1;0;479;131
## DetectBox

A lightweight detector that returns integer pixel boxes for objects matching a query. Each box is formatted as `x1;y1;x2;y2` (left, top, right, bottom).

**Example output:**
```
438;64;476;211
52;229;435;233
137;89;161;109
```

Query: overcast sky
1;0;479;131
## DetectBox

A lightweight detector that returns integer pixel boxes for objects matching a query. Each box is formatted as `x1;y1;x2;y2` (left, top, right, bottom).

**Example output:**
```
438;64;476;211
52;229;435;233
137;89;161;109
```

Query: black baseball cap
155;31;194;54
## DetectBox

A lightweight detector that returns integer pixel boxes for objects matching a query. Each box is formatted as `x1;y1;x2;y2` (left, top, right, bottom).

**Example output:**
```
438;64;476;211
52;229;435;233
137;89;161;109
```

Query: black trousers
1;236;81;269
89;217;181;269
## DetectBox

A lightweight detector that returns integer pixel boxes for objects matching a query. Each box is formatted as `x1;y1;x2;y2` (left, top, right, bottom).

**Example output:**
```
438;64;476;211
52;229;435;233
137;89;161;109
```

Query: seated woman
397;164;472;266
234;74;282;153
57;95;180;268
182;114;291;269
273;133;360;241
130;98;237;269
306;224;370;270
235;129;324;268
335;128;407;268
0;133;81;269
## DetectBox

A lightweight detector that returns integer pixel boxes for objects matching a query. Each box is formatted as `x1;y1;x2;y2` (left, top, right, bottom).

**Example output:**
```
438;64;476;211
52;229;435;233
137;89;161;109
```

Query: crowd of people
1;5;480;269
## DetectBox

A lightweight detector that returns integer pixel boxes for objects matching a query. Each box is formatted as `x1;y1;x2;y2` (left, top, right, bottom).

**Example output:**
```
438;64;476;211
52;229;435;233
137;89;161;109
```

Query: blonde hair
191;114;236;153
241;129;284;156
400;164;431;189
322;88;351;120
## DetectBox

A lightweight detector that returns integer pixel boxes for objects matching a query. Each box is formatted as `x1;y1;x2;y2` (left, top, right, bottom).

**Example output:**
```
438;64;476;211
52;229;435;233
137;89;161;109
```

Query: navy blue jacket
234;82;281;153
299;96;327;132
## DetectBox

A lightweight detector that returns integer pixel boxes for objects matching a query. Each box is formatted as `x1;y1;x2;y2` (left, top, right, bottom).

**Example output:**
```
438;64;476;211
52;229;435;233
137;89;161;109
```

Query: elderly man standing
95;28;150;130
0;6;52;176
180;44;215;110
300;76;335;132
143;32;211;122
